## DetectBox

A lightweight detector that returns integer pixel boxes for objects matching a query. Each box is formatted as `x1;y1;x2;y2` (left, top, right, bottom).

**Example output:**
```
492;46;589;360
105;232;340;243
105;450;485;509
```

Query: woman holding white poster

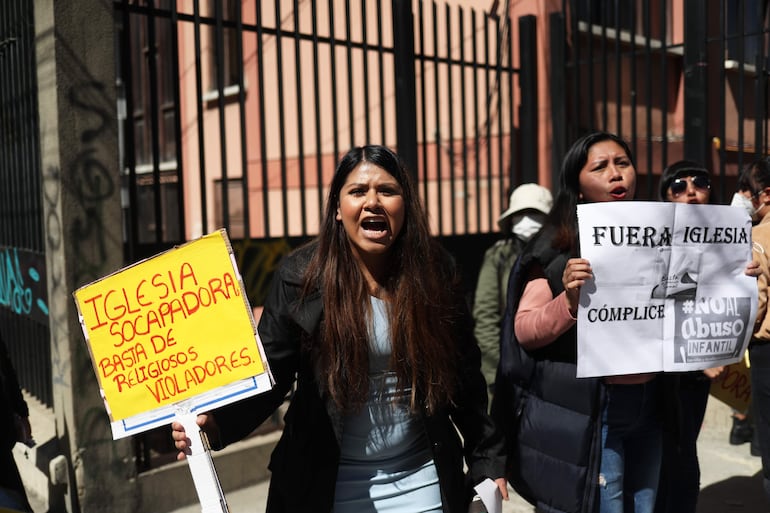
492;131;678;513
171;145;508;513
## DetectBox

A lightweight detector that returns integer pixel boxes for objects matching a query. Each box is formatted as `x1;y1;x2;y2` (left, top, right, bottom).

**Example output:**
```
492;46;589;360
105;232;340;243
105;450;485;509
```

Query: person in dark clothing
0;333;33;512
493;131;678;513
654;160;760;513
172;145;507;513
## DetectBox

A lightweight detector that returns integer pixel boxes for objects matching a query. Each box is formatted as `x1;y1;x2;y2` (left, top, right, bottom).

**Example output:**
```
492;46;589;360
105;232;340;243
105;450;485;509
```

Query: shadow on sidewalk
697;471;767;513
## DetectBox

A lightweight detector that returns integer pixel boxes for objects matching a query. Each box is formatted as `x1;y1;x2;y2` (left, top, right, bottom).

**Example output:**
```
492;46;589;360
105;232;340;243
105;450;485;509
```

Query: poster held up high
73;229;274;439
576;202;756;378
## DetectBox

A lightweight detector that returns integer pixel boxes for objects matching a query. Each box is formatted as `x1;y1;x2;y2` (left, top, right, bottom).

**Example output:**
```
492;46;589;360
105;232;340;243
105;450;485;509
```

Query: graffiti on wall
0;245;48;324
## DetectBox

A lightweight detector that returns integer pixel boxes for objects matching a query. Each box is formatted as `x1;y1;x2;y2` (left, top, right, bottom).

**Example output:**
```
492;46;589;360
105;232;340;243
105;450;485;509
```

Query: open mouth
609;186;627;199
361;218;389;233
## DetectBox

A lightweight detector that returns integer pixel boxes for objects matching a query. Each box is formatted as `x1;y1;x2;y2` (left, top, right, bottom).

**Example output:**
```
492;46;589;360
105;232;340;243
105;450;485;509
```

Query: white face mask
511;214;545;241
730;192;756;218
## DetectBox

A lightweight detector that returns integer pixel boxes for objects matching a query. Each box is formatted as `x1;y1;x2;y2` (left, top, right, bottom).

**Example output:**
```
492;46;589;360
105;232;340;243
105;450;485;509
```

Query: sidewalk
164;399;765;513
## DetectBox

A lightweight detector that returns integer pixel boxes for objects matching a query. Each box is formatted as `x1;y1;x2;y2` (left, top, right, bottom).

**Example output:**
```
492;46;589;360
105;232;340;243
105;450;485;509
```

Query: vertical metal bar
660;0;668;171
738;0;746;168
344;0;355;147
614;2;622;138
600;1;608;129
644;0;653;193
293;0;308;236
146;0;164;243
120;0;139;259
472;8;481;229
494;14;504;215
273;0;289;236
587;0;595;128
630;0;638;159
169;0;186;240
329;0;341;160
459;6;469;233
446;4;456;234
393;0;418;182
550;12;566;184
506;10;516;191
519;15;538;183
433;0;443;233
484;7;492;230
718;0;727;192
311;0;324;218
684;0;709;164
214;0;230;231
418;0;429;211
754;2;767;156
256;2;271;237
571;0;581;142
192;0;208;233
235;0;251;238
361;0;371;143
376;0;387;142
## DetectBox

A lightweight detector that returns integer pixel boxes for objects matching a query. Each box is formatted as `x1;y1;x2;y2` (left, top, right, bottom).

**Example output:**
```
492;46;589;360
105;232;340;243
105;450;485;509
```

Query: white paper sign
576;202;757;377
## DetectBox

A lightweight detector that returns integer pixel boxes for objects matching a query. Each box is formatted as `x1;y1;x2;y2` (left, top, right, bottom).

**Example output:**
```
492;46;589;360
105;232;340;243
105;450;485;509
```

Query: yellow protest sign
710;356;751;413
74;230;267;422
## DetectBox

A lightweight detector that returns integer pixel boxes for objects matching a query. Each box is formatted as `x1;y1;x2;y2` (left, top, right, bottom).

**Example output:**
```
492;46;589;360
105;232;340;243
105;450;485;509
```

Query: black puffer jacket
492;227;604;513
214;242;506;513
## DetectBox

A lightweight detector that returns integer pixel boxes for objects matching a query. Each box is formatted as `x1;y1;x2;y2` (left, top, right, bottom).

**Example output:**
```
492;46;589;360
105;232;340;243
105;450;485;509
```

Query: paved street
160;398;764;513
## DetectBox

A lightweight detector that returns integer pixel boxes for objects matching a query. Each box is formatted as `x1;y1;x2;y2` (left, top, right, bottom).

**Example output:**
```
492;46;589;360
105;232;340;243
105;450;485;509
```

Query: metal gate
0;0;52;408
115;0;530;305
550;0;770;203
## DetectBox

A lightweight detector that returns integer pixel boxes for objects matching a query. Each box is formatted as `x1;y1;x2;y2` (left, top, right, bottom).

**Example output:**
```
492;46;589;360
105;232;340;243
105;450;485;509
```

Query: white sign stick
177;412;230;513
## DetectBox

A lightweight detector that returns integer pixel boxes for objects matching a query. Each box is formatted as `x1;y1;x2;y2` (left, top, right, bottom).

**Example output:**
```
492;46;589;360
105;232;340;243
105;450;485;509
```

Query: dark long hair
737;158;770;195
301;145;460;414
547;131;635;253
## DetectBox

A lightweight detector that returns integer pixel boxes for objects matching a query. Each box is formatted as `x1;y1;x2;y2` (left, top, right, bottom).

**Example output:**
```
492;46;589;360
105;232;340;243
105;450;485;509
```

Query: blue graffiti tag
0;247;33;315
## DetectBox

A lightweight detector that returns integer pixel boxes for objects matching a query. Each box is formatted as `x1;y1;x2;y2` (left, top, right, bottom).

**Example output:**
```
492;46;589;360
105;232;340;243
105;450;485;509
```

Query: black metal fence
0;0;52;408
115;0;528;263
550;0;770;203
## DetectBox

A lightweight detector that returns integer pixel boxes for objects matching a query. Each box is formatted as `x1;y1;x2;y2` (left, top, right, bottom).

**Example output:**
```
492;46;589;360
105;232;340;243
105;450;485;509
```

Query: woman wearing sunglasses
660;161;713;205
655;161;759;513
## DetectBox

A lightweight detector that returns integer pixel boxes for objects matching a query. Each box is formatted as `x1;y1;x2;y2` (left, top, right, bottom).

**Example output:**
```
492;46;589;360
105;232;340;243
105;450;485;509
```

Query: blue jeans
600;380;663;513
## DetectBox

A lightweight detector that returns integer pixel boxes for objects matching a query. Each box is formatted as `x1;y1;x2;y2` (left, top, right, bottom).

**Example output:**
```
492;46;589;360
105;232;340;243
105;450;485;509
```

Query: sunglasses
669;175;711;197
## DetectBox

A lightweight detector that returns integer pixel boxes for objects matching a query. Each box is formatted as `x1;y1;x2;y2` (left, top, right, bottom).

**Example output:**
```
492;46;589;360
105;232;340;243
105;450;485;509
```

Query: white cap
497;183;553;228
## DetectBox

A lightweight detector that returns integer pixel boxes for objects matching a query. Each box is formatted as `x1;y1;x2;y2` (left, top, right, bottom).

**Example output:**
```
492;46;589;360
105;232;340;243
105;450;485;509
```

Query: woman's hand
745;260;761;278
171;412;220;460
703;366;724;379
495;477;509;501
563;258;592;316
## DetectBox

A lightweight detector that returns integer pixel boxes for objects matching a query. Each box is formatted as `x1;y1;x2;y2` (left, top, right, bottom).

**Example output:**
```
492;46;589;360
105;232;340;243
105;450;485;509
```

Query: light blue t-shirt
333;297;443;513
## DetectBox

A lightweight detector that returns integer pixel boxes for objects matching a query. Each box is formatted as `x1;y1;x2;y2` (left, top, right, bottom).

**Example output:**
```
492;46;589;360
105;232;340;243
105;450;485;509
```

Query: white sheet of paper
474;478;502;513
576;202;756;377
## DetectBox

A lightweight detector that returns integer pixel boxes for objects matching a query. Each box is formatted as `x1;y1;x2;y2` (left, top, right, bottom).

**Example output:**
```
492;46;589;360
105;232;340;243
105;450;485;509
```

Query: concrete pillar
34;1;138;511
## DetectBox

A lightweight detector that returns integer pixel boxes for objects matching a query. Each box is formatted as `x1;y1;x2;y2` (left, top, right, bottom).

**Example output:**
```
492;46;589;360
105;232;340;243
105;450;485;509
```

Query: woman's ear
335;207;341;221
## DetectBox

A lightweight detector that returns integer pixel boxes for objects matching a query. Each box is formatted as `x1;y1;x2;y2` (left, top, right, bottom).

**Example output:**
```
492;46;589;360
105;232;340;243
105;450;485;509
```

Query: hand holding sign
74;230;273;513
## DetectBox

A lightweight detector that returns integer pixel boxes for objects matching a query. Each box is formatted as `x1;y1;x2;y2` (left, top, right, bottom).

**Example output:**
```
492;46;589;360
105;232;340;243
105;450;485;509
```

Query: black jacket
215;243;505;513
492;227;604;513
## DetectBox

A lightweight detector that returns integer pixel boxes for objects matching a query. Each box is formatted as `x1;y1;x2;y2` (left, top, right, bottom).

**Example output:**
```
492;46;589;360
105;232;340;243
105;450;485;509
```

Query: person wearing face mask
472;183;553;400
735;157;770;503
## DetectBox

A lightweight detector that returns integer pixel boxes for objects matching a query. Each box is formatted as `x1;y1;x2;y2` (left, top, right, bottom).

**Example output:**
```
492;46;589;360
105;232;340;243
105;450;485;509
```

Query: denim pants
600;379;663;513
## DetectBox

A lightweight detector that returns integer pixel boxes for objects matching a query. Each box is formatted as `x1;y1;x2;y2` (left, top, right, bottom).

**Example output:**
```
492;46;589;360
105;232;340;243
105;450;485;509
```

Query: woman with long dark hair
172;145;507;512
493;131;673;513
